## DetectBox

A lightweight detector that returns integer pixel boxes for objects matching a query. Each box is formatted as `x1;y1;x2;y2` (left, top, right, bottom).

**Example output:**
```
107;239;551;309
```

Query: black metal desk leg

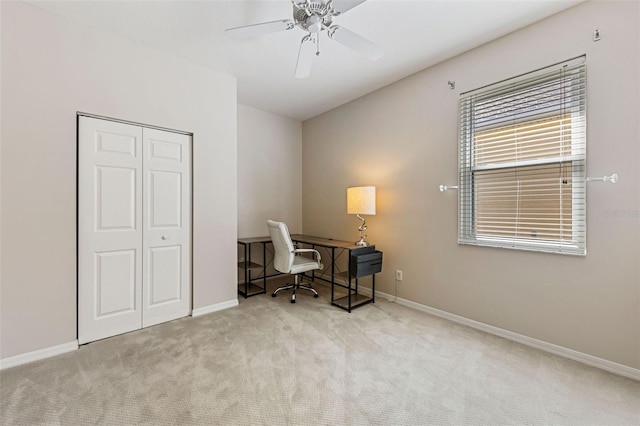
263;242;268;294
372;274;375;303
248;243;253;296
330;247;335;303
348;275;352;313
244;243;249;297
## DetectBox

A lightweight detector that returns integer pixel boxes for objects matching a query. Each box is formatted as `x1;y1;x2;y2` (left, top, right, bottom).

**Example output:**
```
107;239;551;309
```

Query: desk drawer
350;249;383;278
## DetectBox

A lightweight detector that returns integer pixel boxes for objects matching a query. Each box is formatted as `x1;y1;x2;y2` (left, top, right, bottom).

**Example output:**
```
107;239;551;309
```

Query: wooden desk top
290;234;360;250
238;234;360;250
237;236;270;244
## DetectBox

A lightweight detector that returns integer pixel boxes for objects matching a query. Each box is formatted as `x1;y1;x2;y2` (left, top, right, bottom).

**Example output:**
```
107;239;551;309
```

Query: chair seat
289;256;323;275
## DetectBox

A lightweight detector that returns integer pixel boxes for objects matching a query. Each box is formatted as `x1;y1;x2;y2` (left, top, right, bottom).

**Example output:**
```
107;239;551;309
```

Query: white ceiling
27;0;583;121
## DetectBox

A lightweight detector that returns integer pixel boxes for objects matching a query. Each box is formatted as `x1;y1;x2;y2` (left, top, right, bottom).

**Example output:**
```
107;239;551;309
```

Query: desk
237;234;381;312
291;235;379;312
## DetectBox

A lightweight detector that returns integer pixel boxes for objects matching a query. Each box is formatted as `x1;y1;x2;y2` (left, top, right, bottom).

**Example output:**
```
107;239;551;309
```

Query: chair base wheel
272;293;277;297
290;299;295;303
314;294;319;298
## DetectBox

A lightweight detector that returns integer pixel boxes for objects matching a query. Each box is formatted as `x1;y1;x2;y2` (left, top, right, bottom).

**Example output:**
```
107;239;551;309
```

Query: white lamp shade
347;186;376;215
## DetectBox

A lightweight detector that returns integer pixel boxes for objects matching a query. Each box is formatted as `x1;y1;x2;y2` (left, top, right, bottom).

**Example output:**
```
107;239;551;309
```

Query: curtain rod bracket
586;173;618;183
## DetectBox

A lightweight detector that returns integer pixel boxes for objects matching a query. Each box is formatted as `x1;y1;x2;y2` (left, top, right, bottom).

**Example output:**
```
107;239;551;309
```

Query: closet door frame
77;113;193;344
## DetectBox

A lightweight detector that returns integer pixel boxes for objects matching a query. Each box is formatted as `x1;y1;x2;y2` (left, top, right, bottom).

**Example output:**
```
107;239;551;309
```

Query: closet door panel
96;166;137;230
142;128;191;328
148;245;182;304
95;250;137;316
78;117;143;344
149;170;182;227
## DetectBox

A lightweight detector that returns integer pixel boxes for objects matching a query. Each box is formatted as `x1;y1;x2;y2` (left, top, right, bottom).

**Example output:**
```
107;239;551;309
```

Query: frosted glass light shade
347;186;376;215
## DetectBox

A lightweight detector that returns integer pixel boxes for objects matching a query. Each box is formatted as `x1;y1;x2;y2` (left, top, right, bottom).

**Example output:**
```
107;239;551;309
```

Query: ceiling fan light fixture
306;15;323;33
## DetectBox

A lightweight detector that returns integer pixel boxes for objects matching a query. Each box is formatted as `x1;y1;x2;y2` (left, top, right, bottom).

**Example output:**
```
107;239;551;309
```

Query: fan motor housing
293;1;335;33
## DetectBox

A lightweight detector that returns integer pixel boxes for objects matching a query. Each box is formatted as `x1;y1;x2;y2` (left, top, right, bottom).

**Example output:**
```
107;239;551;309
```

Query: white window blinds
458;57;587;255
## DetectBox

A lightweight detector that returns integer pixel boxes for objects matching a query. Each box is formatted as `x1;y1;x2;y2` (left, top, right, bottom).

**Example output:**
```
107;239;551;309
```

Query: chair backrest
267;220;295;274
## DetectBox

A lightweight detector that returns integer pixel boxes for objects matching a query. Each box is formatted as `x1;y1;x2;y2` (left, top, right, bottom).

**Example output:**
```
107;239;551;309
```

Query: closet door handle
161;235;169;240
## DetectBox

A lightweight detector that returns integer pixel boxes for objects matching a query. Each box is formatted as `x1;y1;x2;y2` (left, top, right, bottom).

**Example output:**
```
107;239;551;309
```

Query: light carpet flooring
1;277;639;425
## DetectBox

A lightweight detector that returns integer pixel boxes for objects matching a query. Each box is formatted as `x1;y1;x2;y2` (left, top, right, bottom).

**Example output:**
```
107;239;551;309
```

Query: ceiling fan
225;0;383;78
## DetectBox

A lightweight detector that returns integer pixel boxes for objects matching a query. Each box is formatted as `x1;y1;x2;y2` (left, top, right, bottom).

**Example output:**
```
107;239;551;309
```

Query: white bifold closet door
78;116;191;344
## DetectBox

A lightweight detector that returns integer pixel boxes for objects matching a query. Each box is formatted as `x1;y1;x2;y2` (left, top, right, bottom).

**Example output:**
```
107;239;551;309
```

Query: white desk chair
267;220;323;303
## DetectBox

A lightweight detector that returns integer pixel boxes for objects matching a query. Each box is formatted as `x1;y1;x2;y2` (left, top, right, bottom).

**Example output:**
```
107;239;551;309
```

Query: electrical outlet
593;29;601;41
396;270;403;281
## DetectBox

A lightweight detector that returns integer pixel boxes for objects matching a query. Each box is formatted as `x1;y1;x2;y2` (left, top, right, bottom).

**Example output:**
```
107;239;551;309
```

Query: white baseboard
192;298;238;317
368;288;640;381
0;341;78;370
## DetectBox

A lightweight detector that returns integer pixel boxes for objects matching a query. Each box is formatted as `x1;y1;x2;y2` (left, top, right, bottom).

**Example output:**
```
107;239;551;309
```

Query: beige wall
302;1;640;369
237;104;302;238
0;2;238;359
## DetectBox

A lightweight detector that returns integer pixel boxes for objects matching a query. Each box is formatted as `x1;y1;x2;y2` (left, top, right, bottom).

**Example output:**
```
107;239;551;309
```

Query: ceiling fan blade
328;25;383;60
295;36;316;79
331;0;368;14
225;19;294;40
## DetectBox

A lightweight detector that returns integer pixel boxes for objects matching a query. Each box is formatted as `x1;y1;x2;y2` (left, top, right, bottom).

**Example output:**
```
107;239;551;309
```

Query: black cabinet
350;246;383;278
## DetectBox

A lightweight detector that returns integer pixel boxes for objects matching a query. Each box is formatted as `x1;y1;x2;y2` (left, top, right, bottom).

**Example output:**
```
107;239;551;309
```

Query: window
458;57;586;255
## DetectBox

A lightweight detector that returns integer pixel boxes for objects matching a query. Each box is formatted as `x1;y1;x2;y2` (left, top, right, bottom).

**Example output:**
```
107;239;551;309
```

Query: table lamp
347;186;376;246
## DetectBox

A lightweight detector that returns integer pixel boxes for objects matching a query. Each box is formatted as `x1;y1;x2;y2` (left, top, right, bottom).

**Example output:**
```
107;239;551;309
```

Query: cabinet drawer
350;249;383;278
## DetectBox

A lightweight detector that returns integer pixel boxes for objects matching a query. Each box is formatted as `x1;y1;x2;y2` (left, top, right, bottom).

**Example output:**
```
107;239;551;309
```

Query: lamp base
355;236;369;247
